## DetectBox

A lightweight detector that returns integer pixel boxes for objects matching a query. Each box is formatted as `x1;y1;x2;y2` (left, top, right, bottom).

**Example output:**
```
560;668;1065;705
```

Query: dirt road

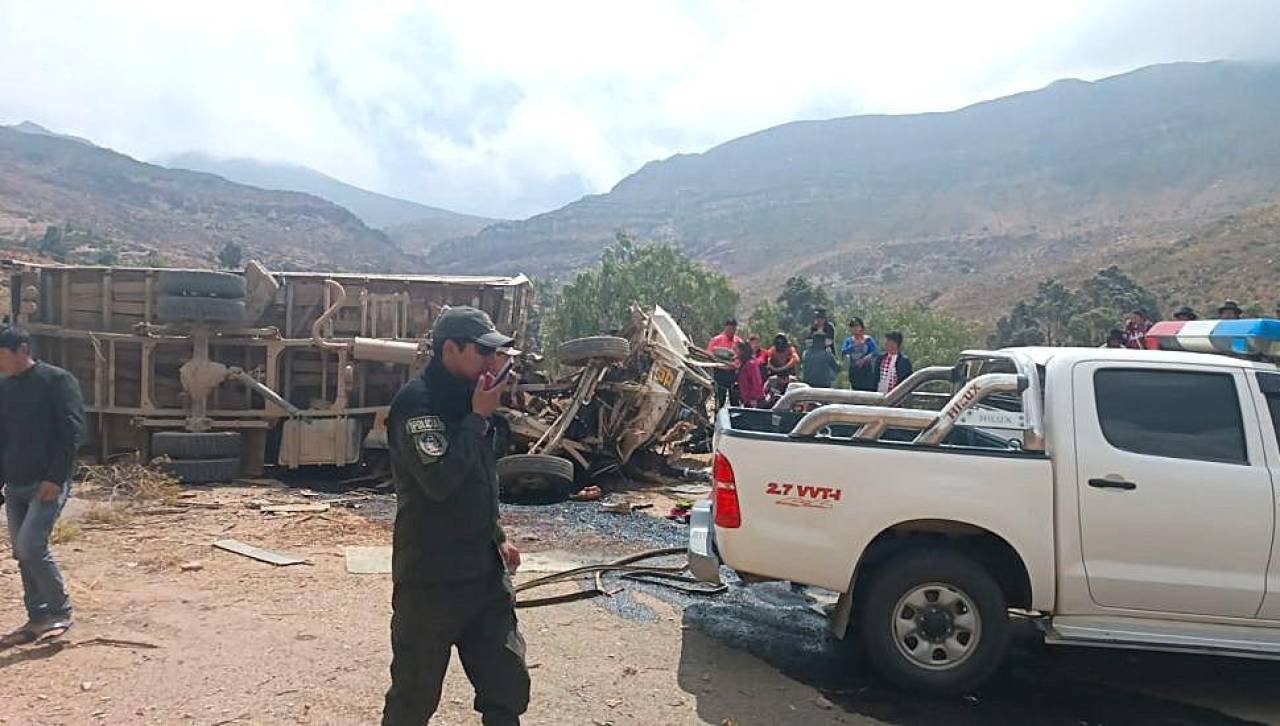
0;483;859;726
4;479;1280;725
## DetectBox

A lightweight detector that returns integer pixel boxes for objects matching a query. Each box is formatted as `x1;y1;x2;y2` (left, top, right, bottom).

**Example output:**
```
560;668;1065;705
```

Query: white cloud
1;0;1277;219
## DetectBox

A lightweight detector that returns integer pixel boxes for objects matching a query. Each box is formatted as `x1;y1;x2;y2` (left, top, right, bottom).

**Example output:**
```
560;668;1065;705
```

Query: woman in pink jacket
735;341;765;407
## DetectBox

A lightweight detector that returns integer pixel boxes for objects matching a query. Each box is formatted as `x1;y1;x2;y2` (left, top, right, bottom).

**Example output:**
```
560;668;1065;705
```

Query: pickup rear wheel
856;550;1009;696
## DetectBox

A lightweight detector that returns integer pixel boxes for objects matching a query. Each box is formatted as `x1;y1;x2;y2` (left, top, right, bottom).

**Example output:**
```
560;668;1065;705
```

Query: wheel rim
891;582;981;671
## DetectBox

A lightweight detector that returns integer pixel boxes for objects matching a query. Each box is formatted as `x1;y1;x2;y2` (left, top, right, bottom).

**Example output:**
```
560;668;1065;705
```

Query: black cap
432;306;516;350
1173;306;1197;320
1218;299;1243;314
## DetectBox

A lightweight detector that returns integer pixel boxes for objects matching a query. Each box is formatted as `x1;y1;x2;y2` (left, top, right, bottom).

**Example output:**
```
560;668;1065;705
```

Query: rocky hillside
0;127;420;272
158;152;497;253
427;61;1280;312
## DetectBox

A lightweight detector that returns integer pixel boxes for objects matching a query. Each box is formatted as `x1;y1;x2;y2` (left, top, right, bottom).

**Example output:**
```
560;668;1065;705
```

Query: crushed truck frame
3;260;533;481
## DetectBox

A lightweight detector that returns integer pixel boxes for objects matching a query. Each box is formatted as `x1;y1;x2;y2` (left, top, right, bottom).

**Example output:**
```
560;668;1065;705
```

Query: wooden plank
260;503;330;514
212;538;306;566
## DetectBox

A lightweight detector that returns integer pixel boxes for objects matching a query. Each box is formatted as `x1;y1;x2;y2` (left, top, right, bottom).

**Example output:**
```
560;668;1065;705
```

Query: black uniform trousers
382;571;529;725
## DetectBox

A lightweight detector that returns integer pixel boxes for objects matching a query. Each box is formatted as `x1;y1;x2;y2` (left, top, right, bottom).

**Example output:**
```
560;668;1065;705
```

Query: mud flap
831;589;854;639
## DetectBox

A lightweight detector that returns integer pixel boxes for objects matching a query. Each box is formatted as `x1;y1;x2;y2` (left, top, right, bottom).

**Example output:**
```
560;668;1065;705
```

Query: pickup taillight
712;452;741;528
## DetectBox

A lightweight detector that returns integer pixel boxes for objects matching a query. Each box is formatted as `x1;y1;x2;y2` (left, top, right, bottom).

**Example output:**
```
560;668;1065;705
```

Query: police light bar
1145;319;1280;357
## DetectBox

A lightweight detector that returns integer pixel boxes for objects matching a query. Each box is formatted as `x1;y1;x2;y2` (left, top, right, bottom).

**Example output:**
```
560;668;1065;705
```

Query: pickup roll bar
790;405;938;438
789;372;1027;444
912;373;1027;445
771;366;954;412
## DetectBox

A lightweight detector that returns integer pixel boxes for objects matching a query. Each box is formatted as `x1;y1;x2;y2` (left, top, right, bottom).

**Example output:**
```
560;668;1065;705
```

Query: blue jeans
4;481;72;622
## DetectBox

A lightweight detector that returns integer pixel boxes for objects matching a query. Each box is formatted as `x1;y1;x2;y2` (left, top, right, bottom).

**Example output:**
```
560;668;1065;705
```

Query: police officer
382;307;528;726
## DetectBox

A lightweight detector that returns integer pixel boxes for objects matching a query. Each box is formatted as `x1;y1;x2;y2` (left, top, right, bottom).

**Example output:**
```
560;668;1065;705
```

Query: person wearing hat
1173;306;1197;321
1218;299;1244;320
809;308;836;353
382;307;528;726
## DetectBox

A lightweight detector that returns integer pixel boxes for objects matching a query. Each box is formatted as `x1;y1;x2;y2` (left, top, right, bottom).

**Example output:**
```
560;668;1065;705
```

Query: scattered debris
260;503;331;514
495;306;716;500
666;484;711;497
815;696;834;710
212;539;306;567
600;500;634;514
344;546;392;574
570;485;603;502
179;561;204;572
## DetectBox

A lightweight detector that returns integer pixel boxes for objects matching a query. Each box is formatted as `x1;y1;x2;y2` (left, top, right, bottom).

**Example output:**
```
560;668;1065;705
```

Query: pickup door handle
1088;477;1137;491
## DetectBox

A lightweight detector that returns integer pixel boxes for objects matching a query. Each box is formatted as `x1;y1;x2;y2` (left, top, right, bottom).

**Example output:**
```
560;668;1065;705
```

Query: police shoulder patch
405;416;445;435
415;431;449;459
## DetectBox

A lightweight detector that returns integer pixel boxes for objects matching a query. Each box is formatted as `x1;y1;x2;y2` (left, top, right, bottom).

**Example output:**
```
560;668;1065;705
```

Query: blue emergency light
1146;319;1280;358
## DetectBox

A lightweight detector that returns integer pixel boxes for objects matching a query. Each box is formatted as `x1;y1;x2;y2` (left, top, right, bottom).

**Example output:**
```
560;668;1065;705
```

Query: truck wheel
497;454;575;501
156;295;246;325
157;270;246;299
856;550;1010;696
151;432;243;460
162;457;242;485
558;336;630;367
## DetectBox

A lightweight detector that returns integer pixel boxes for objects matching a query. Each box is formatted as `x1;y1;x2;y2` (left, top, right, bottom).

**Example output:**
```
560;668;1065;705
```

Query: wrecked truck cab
493;305;714;501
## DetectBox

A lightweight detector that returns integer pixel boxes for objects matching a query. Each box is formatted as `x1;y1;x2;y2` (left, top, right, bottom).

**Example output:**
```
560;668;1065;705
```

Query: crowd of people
708;298;1280;408
1105;298;1277;350
705;308;914;408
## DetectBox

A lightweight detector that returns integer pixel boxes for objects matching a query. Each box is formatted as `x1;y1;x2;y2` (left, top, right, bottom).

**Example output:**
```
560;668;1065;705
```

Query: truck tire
497;454;575;500
157;270;246;299
151;432;243;460
855;550;1010;696
162;457;242;485
558;336;630;367
156;295;245;325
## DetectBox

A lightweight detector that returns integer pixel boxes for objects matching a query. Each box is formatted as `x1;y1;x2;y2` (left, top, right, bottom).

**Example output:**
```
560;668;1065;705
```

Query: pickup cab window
1257;373;1280;444
1094;369;1247;465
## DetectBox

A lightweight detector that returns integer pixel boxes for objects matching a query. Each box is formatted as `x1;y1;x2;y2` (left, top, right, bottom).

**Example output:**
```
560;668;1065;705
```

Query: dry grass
82;501;134;526
79;455;181;505
50;519;80;544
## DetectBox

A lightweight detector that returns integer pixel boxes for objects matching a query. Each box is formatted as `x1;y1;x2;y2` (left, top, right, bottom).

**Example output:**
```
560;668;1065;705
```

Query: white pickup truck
689;323;1280;695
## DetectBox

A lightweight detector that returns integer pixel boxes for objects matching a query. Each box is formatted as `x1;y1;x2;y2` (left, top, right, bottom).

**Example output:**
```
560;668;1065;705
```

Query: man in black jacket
871;331;913;395
382;307;527;726
0;326;86;647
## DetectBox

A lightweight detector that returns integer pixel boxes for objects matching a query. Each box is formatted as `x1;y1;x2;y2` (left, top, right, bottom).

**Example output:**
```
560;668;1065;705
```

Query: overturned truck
4;260;533;482
495;305;717;499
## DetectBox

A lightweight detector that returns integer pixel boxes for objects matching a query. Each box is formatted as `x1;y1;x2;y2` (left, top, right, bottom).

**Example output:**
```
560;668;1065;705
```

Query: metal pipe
312;279;347;352
770;365;954;412
960;349;1046;451
772;387;883;412
913;373;1027;446
883;365;957;406
230;368;301;417
790;405;939;438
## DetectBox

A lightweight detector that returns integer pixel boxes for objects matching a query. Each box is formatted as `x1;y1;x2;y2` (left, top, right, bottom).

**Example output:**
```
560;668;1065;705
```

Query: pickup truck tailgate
712;423;1055;596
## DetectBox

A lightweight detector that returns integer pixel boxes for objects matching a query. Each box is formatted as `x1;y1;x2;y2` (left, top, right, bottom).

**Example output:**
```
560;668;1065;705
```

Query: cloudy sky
2;0;1278;220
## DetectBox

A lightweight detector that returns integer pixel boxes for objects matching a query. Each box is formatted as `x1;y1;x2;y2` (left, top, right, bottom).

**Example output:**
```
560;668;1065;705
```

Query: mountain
426;61;1280;314
157;152;497;249
9;120;96;147
0;126;420;272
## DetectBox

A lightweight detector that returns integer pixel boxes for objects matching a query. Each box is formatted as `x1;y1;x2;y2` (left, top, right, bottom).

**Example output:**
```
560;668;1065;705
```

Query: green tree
217;241;244;269
36;225;69;261
836;297;978;369
776;276;832;336
545;232;739;355
92;245;120;266
139;250;167;268
991;267;1160;347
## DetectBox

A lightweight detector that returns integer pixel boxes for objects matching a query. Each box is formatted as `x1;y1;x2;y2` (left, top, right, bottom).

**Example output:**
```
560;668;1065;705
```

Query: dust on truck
3;260;533;482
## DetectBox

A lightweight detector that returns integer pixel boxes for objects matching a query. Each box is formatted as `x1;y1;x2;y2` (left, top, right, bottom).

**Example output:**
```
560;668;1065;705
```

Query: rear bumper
688;500;722;584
